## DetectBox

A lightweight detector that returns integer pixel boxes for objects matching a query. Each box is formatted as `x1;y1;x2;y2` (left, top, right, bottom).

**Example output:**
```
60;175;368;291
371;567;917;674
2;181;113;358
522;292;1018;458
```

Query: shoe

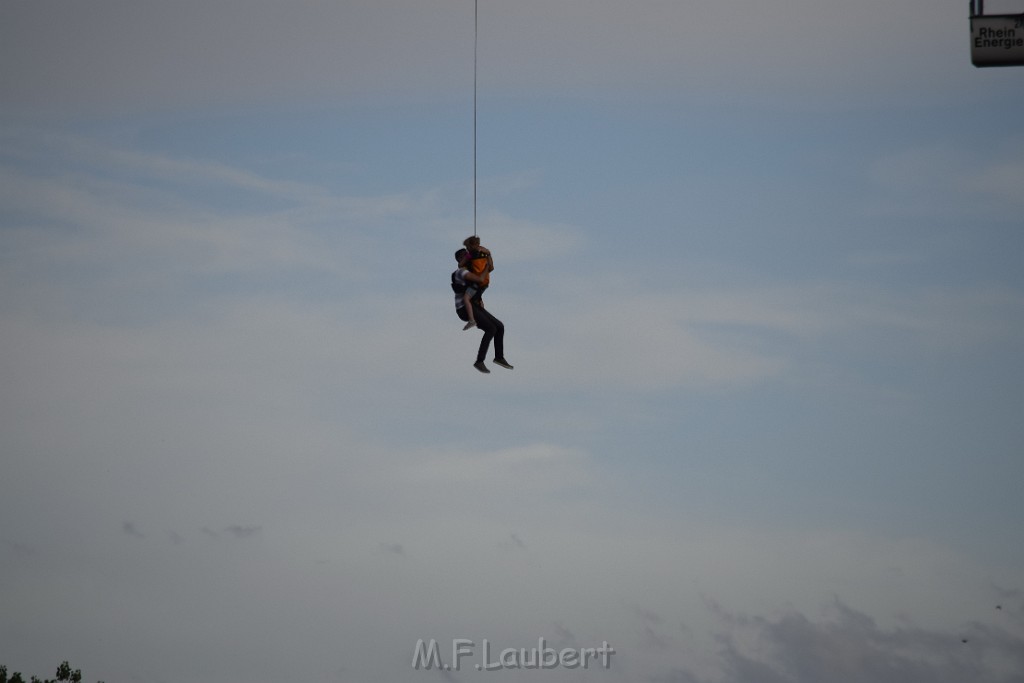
473;361;490;374
463;321;476;330
493;358;514;370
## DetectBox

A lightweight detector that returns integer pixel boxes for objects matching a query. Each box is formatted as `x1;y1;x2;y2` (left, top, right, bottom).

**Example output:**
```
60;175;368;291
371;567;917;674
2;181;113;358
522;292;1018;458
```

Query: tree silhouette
0;660;103;683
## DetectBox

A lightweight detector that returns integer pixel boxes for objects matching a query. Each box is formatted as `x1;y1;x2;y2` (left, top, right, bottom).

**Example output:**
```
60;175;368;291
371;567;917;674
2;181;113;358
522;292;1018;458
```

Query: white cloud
866;140;1024;220
4;266;1023;682
966;160;1024;209
433;210;585;264
405;442;593;488
512;293;787;391
2;102;1022;683
473;212;586;263
490;279;1024;394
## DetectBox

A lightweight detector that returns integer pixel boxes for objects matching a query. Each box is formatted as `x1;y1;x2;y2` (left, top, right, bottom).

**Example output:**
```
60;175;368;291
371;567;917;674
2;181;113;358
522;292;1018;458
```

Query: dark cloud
379;542;405;556
648;668;704;683
436;667;462;683
639;625;672;652
122;521;145;538
635;606;673;652
499;533;526;550
666;599;1024;683
224;524;262;539
637;607;665;625
1;539;36;556
549;622;579;650
200;525;262;540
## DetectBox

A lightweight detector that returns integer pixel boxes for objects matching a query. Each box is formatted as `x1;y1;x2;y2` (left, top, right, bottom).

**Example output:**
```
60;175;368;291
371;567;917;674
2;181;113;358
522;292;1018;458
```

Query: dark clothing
457;302;504;363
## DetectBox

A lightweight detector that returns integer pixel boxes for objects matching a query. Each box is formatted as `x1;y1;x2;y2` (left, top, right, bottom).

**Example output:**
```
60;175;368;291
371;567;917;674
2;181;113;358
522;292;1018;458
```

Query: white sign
971;14;1024;67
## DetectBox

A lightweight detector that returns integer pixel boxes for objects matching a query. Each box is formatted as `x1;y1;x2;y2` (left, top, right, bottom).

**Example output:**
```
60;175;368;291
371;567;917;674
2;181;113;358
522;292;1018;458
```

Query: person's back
451;258;480;329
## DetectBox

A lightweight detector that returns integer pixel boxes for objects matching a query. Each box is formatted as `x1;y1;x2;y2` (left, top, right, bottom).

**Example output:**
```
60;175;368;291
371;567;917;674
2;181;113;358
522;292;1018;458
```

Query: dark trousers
458;303;505;363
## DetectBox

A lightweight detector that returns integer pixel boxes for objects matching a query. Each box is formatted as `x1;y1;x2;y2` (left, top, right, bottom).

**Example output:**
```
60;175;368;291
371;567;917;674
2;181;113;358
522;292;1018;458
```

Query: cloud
435;668;464;683
122;521;146;538
405;442;592;486
225;524;262;539
0;1;474;115
0;0;985;117
550;622;579;650
5;140;1019;413
503;290;787;391
500;278;1024;393
0;128;588;322
675;598;1024;683
1;80;1021;683
649;669;704;683
639;624;673;652
0;540;36;557
637;607;665;625
866;139;1024;220
380;542;406;556
966;160;1024;211
5;128;1018;400
0;147;342;302
472;212;585;262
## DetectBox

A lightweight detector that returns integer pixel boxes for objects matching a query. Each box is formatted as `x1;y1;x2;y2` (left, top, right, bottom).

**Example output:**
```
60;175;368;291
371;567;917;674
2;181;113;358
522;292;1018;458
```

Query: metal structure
970;0;1024;67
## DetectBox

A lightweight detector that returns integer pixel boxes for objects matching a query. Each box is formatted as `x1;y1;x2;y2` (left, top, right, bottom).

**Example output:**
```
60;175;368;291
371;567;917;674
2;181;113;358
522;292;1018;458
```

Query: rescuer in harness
452;246;512;374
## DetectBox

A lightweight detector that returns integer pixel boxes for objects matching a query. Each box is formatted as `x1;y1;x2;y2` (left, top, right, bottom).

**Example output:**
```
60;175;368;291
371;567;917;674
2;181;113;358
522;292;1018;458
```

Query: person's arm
464;272;485;308
463;270;487;286
478;246;494;272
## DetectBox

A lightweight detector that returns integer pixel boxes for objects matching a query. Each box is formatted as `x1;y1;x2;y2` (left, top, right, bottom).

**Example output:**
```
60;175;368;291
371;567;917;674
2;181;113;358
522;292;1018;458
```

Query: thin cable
473;0;478;237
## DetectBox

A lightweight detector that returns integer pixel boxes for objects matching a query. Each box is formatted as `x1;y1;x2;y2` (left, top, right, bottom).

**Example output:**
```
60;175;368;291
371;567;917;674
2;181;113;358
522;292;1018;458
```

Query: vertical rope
473;0;478;237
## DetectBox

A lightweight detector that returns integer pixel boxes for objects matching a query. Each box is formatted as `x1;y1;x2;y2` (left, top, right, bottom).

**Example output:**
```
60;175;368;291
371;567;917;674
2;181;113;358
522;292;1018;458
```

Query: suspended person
452;248;513;373
456;249;482;331
458;235;493;330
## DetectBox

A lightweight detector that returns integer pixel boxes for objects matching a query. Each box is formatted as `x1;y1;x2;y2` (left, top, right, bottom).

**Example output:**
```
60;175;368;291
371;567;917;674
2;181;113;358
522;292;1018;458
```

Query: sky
1;1;1023;682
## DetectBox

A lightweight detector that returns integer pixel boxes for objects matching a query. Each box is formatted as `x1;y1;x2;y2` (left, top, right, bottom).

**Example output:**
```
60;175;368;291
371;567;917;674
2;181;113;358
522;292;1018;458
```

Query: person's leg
458;303;475;330
488;312;511;368
471;304;497;364
462;292;476;329
474;306;511;368
487;312;504;361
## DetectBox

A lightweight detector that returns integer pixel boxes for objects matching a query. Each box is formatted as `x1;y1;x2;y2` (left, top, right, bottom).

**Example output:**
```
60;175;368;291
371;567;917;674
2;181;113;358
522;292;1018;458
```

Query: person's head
463;235;480;250
454;248;469;265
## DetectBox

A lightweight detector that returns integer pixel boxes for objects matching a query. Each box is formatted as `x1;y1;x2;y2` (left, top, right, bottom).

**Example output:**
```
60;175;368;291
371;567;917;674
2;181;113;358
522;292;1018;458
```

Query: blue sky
2;1;1023;682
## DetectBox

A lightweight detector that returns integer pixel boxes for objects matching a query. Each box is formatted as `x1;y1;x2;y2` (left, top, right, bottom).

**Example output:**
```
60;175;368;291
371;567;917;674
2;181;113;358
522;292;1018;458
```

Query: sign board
971;14;1024;67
